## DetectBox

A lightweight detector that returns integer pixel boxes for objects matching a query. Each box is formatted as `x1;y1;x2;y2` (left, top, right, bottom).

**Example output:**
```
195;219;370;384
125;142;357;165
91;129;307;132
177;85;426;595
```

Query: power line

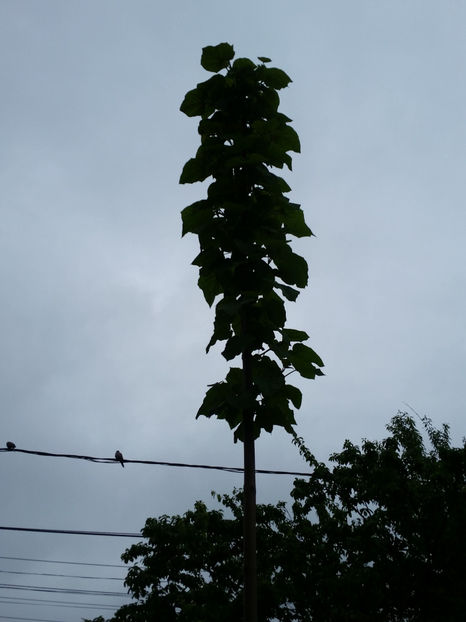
0;447;312;477
0;595;116;610
0;569;123;581
0;526;140;538
0;583;131;597
0;555;125;568
0;616;72;622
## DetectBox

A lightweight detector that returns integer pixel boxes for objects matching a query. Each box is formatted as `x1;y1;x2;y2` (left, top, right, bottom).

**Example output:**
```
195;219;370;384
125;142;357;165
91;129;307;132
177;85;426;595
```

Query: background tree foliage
86;413;466;621
180;42;323;441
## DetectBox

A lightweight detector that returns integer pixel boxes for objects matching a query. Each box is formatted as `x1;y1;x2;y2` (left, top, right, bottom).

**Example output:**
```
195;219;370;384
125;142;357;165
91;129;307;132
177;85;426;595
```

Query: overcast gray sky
1;1;465;620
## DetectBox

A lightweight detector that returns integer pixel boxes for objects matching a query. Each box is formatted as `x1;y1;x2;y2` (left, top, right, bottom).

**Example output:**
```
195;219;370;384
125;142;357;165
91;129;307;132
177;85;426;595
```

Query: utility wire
0;583;131;597
0;555;125;568
0;596;116;610
0;447;312;477
0;569;123;581
0;616;72;622
0;526;140;538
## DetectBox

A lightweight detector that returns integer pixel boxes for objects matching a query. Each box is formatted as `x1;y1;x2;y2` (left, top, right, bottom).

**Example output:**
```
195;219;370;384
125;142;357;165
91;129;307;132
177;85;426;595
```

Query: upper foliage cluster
180;43;323;440
86;413;466;621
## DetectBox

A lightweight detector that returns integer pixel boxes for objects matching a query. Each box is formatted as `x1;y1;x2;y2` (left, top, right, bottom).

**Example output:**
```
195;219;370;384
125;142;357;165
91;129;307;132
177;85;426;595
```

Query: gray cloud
1;1;465;620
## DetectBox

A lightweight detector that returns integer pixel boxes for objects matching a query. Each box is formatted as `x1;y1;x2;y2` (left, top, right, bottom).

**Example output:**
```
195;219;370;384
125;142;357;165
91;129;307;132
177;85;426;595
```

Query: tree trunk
242;349;257;622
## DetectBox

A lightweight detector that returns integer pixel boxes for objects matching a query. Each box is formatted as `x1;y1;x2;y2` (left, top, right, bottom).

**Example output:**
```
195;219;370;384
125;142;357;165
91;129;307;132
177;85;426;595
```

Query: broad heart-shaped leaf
197;272;222;307
180;87;203;118
275;283;299;302
251;356;284;398
221;335;244;361
197;382;229;418
255;393;296;434
282;328;309;342
206;303;233;352
179;157;208;184
201;43;235;72
273;249;308;288
198;367;254;433
261;67;292;89
180;74;226;119
258;171;291;194
181;201;211;236
282;203;313;238
288;343;325;379
284;383;303;409
232;57;256;72
273;124;301;153
256;291;286;330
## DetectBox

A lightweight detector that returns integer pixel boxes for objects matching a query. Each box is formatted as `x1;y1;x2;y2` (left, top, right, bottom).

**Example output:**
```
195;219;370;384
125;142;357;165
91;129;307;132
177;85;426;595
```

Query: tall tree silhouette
179;42;323;622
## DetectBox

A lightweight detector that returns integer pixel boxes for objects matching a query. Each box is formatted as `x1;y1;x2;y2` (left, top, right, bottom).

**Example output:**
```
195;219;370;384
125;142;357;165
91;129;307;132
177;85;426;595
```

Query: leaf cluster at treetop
180;43;324;441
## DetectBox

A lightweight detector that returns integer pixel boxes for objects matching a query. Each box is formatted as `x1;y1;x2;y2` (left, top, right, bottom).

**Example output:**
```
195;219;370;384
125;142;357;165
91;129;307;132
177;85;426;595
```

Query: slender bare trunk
242;349;257;622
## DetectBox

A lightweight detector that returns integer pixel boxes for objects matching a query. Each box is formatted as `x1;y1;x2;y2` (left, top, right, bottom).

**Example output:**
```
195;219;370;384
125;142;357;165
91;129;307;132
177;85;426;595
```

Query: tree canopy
180;42;323;442
86;412;466;621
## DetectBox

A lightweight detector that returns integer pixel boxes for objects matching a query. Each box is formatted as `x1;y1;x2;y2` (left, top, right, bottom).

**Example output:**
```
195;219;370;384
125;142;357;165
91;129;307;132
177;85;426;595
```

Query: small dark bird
6;441;16;450
115;450;124;467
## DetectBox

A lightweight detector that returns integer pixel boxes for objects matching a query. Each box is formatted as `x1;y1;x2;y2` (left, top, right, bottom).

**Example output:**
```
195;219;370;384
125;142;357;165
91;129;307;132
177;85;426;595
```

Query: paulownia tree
179;42;323;621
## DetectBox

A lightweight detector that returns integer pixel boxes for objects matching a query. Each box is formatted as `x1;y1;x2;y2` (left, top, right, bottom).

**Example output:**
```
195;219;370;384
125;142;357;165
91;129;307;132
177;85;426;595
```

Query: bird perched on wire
6;441;16;450
115;450;124;467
